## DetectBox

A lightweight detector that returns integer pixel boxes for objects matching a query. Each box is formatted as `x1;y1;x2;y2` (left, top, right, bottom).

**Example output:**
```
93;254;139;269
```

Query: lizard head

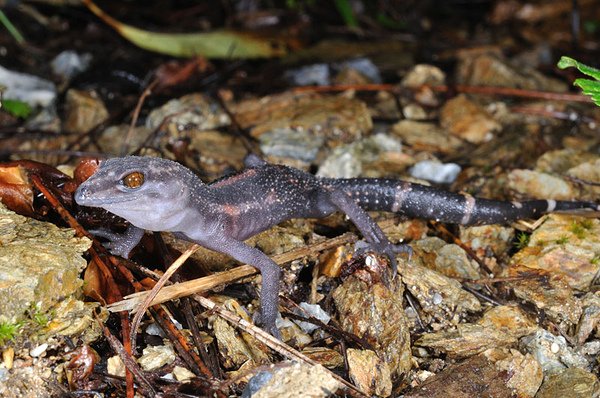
74;156;200;230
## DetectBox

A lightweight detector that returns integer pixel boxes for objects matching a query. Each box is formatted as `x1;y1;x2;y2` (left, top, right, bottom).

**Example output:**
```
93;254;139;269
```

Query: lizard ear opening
122;171;145;189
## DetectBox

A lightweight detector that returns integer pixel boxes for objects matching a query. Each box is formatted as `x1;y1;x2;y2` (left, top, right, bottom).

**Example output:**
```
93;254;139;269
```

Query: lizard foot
88;226;144;258
89;228;129;257
253;311;281;339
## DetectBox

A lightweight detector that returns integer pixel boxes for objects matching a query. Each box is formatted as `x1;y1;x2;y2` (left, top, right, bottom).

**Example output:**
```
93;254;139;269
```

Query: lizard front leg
200;235;282;338
329;189;411;275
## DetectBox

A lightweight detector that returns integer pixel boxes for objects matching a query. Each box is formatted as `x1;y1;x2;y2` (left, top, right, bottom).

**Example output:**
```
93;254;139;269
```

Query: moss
0;320;22;345
514;232;531;250
27;304;52;328
569;221;590;239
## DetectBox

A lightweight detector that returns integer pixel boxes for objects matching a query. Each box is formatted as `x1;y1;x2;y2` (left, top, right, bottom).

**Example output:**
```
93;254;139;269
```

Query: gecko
74;155;600;337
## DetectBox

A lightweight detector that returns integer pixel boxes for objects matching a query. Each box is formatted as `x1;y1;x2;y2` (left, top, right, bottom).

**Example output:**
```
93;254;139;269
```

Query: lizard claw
389;243;412;277
88;226;143;258
89;228;131;257
391;243;412;261
268;324;282;339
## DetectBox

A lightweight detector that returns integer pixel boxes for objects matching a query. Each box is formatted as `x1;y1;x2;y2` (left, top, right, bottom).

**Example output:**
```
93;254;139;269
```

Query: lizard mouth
75;186;140;206
86;196;139;206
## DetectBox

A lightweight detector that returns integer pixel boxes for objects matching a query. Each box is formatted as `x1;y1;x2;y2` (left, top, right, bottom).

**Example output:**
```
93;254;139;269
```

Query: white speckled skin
75;156;600;336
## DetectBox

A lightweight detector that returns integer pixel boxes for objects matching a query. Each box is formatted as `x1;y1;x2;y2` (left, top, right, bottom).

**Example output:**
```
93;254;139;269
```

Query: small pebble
30;343;48;357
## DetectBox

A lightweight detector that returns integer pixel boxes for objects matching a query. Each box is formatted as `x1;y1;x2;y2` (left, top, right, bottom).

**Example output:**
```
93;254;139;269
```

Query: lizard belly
228;213;278;241
120;206;197;233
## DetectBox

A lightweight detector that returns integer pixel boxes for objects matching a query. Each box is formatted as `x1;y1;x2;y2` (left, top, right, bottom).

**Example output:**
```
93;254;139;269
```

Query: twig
100;321;156;396
129;244;200;352
31;174;137;395
109;233;357;312
404;290;426;330
148;307;223;394
121;79;159;156
429;221;494;276
293;83;593;103
461;284;503;307
192;294;368;397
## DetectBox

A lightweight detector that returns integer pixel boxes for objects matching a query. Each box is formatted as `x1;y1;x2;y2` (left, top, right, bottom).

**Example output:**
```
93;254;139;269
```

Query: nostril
74;186;87;204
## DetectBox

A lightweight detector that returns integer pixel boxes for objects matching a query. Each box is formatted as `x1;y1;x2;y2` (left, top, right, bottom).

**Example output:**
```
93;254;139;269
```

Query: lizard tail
327;178;600;226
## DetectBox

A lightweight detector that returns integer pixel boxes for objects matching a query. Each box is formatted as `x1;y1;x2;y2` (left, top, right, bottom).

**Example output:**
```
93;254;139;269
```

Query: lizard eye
122;171;144;189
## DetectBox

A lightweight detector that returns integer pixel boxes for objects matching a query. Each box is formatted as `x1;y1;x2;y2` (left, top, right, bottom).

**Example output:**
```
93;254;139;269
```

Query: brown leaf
66;345;100;390
0;165;34;216
0;160;76;215
154;57;211;89
82;258;108;306
74;158;101;185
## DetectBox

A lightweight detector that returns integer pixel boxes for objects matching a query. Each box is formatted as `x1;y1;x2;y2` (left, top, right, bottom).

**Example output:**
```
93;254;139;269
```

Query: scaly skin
74;156;600;337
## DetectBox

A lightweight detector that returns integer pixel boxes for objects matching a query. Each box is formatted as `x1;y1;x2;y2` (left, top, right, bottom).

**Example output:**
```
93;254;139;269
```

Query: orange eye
122;171;144;188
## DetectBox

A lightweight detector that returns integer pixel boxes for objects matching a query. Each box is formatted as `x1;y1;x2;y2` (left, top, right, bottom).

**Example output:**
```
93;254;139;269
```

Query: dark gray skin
74;156;600;337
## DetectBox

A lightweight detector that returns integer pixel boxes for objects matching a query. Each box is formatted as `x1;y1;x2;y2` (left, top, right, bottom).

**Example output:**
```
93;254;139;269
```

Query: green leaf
558;56;600;106
1;99;32;118
83;0;286;59
375;13;408;30
0;9;25;44
558;56;600;80
334;0;359;28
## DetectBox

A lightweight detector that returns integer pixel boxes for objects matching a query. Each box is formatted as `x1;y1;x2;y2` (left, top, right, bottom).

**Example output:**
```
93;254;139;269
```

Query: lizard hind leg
202;236;282;338
328;190;411;276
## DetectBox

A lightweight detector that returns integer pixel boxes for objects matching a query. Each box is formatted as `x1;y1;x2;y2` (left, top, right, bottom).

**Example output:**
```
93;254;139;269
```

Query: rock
172;365;196;382
96;124;153;155
415;306;537;357
391;120;463;155
234;93;372;145
521;329;589;374
317;133;408;178
507;169;578;200
483;348;543;398
347;349;392;397
536;367;600;398
0;203;91;321
459;224;515;259
332;275;412;377
399;262;480;326
515;215;600;291
535;149;599;174
138;343;176;371
299;347;344;369
507;265;582;326
406;354;514;398
63;89;109;134
413;237;480;280
244;362;341;398
409;160;461;184
211;296;271;369
400;64;446;110
0;65;56;107
455;49;567;92
440;94;501;144
146;93;231;132
576;293;600;344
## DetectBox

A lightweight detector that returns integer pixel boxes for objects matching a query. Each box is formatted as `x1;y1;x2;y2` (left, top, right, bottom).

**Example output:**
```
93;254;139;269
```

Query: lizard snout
74;184;91;205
